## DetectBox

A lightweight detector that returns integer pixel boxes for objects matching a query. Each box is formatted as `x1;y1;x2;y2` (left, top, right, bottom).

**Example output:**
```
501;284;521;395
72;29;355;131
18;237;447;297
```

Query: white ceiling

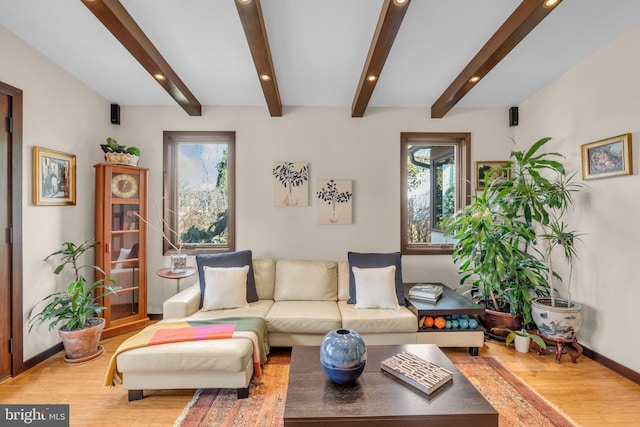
2;0;640;114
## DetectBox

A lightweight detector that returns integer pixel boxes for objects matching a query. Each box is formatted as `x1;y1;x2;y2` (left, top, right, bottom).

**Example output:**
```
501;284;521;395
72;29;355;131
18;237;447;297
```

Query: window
163;131;235;255
401;132;470;255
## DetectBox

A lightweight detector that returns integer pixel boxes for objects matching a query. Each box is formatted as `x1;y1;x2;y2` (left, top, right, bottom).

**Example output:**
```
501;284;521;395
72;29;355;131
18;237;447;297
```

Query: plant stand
535;332;583;364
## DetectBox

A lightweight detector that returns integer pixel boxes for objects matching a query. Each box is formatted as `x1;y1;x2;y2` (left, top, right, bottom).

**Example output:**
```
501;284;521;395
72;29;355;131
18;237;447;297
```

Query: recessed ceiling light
260;74;271;81
237;0;251;4
469;76;480;83
543;0;559;7
367;75;377;82
153;73;166;81
394;0;408;5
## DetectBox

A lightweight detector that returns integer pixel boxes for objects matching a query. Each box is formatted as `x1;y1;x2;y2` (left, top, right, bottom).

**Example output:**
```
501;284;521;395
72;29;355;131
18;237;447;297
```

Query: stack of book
380;351;453;395
408;284;444;303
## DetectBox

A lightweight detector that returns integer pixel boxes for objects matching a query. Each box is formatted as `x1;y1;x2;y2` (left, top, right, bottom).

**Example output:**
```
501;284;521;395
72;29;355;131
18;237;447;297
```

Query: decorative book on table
408;284;444;303
380;351;453;395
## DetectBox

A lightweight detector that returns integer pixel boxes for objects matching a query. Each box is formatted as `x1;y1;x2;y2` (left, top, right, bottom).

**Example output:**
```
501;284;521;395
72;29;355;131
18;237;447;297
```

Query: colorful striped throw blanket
104;317;268;387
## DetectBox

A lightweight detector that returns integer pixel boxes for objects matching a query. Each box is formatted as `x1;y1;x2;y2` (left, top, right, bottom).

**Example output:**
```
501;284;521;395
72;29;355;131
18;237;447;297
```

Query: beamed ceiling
2;0;640;118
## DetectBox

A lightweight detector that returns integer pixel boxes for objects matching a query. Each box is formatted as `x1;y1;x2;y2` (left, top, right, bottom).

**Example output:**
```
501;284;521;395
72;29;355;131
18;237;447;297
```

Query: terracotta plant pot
479;309;524;340
58;317;105;360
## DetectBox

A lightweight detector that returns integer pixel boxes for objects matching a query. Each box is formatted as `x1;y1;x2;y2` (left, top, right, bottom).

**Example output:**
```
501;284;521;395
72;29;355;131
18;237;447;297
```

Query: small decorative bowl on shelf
101;137;141;166
104;152;139;166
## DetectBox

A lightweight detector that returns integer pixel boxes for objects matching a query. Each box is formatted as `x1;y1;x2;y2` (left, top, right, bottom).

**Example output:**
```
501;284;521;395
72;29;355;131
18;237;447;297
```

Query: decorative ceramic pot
170;253;188;273
531;298;582;340
320;329;367;384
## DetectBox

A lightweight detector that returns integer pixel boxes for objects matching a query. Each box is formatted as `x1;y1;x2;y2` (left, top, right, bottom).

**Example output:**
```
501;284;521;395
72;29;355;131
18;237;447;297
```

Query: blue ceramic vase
320;329;367;384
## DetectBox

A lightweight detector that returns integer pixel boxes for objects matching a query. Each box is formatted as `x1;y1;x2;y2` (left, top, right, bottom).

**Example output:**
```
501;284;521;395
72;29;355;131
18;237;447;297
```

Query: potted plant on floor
444;137;584;339
491;327;547;353
28;240;119;362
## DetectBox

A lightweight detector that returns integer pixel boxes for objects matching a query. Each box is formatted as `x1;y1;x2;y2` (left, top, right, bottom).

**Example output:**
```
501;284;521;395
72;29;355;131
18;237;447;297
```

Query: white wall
515;25;640;372
4;20;519;361
0;25;113;359
6;17;639;373
121;105;515;312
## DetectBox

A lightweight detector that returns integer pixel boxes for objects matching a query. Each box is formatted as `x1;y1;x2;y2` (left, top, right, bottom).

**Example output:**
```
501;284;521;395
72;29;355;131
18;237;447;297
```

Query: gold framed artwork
474;161;510;190
33;146;76;206
581;133;632;180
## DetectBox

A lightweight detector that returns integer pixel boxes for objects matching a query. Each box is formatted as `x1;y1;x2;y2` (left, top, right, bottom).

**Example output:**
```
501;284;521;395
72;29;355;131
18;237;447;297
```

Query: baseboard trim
23;342;64;373
582;345;639;385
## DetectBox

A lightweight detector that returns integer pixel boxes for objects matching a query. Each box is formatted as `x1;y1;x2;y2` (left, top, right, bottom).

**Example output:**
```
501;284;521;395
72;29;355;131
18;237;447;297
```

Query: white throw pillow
352;265;399;310
115;248;131;269
202;265;250;311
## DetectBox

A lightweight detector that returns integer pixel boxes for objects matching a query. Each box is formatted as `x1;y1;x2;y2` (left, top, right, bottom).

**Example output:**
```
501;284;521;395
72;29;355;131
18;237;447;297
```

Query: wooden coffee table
284;344;497;426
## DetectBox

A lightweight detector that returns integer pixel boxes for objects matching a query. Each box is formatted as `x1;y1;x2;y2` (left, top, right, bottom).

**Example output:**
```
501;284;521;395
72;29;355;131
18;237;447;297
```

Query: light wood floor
1;330;639;427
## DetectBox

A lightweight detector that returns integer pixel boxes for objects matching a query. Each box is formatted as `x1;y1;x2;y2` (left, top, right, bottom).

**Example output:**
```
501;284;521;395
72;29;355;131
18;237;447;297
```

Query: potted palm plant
28;240;119;362
444;137;584;338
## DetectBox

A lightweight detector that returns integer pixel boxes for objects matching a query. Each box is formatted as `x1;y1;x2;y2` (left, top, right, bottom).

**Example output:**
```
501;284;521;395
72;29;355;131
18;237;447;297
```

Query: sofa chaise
109;251;478;400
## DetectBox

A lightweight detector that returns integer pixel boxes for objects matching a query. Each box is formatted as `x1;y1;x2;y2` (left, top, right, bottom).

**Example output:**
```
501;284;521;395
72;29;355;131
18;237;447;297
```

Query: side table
404;283;486;356
155;267;196;293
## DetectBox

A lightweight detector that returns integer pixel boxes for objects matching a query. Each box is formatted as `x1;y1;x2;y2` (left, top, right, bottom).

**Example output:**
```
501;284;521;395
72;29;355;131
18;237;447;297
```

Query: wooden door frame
0;81;24;376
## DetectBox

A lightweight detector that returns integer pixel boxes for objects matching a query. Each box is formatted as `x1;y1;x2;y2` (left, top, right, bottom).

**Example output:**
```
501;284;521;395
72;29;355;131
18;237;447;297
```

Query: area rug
175;353;577;427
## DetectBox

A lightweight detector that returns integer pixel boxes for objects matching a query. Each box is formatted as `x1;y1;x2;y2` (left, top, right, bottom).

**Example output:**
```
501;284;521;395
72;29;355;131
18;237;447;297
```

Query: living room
1;1;639;425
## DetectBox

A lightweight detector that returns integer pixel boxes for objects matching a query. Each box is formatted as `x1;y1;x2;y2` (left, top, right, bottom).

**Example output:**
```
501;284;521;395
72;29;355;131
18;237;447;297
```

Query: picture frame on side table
581;133;632;180
474;161;510;190
33;146;76;206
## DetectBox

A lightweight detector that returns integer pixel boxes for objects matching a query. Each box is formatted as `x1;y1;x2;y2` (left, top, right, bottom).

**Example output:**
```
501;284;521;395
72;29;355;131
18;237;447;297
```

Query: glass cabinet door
109;203;141;321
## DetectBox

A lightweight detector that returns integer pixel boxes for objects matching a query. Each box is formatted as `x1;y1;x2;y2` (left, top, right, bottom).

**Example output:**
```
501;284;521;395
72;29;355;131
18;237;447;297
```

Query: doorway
0;81;24;379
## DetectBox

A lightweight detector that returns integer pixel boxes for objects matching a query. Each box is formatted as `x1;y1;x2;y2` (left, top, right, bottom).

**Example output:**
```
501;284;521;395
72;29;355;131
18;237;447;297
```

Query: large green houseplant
444;137;583;332
28;240;119;361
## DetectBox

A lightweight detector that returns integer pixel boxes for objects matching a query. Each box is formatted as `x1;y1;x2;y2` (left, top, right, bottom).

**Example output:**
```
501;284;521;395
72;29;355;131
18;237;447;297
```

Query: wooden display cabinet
94;163;149;338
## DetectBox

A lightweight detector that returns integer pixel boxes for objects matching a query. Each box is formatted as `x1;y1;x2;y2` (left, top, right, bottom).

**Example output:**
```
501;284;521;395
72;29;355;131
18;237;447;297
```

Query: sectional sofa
110;251;480;400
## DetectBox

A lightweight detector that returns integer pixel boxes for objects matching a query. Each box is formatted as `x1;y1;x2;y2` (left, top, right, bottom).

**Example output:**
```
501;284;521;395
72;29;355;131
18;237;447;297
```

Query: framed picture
581;133;633;180
33;146;76;206
475;161;510;190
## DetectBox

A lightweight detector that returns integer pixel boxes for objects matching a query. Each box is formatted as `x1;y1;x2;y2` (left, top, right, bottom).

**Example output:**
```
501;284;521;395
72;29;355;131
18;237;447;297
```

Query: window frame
400;132;471;255
163;131;236;255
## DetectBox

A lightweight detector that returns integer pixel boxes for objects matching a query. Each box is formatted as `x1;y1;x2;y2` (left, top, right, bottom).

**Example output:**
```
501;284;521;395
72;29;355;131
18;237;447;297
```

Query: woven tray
105;152;139;166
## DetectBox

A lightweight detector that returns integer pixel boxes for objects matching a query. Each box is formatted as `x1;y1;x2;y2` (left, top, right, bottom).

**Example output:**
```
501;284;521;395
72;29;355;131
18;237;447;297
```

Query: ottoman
116;338;255;400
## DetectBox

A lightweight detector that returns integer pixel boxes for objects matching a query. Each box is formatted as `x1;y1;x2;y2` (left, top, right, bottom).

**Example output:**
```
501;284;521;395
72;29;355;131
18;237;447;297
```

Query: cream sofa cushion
202;266;249;311
352;266;399;310
274;260;337;301
188;300;274;321
116;338;254;373
266;301;341;334
253;258;276;300
338;301;417;333
337;260;350;301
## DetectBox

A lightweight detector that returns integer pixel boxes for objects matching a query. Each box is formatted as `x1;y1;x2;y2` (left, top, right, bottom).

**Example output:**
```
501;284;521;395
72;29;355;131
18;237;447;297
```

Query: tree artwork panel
273;162;309;206
316;179;353;225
